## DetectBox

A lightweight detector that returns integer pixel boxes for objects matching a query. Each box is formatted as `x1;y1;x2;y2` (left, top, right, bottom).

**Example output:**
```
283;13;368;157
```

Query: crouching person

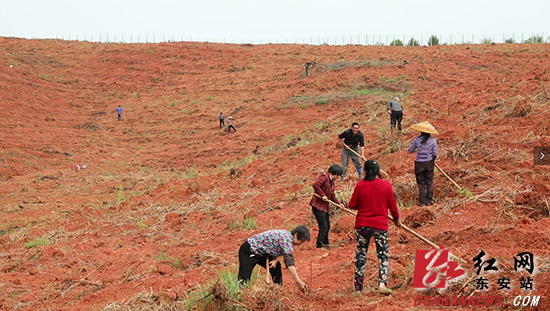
238;226;310;292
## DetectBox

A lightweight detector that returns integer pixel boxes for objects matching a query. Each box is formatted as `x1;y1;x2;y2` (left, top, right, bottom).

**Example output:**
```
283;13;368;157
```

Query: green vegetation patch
25;236;51;248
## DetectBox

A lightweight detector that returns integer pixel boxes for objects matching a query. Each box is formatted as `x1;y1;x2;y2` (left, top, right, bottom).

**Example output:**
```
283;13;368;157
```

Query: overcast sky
1;0;549;44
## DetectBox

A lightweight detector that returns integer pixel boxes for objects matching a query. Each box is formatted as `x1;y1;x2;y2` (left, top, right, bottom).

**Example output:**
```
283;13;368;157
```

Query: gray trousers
341;146;362;179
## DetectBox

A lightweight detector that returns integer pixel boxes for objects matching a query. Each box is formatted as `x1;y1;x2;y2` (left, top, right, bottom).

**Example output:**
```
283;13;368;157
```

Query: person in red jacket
309;164;343;248
348;160;401;295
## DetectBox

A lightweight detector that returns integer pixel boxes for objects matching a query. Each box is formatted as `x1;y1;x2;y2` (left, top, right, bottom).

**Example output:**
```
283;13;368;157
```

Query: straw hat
410;121;439;134
228;116;234;119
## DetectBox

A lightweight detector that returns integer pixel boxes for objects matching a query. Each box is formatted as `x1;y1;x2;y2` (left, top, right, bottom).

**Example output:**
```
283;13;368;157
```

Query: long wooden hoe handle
434;162;462;190
265;257;270;284
343;143;389;176
314;193;465;264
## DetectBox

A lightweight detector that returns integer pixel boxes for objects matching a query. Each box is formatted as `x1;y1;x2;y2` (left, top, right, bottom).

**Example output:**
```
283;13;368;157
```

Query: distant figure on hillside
408;121;439;206
219;112;225;128
238;226;310;292
253;145;259;155
227;116;237;134
386;97;403;132
116;105;124;121
304;60;316;77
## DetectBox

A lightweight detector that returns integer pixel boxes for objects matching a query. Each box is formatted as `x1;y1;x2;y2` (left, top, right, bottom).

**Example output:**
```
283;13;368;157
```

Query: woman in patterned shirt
238;226;310;291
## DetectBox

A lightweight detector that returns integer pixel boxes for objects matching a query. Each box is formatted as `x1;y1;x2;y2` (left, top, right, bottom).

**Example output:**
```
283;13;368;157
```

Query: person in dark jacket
386;97;403;132
219;112;225;128
309;164;343;248
349;160;401;295
338;122;365;181
408;121;439;206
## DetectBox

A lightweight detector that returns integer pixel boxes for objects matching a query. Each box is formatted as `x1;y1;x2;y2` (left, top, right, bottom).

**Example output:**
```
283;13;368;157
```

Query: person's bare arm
287;265;307;292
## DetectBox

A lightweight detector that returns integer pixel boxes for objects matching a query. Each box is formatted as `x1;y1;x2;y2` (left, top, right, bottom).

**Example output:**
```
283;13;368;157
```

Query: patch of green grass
0;230;9;237
25;237;51;248
227;216;256;230
314;98;327;105
242;217;256;230
171;259;183;268
184;267;244;310
205;96;213;101
314;120;330;132
168;102;176;107
384;75;407;83
220;154;256;171
457;188;472;198
155;251;168;261
353;89;372;95
321;59;393;70
137;220;147;230
116;185;125;204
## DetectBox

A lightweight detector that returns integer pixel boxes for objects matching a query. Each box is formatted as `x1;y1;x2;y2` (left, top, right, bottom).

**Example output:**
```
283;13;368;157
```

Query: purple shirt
408;136;438;162
247;230;295;266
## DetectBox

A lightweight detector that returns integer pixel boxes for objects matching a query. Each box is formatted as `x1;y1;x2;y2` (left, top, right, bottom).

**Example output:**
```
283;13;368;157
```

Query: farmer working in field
408;121;439;206
219;112;225;128
238;226;310;292
338;122;365;182
310;164;343;248
348;160;401;295
227;116;237;134
386;97;403;132
116;105;124;121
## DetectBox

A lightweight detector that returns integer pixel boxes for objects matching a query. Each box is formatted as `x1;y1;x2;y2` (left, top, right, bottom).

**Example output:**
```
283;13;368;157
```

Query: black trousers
238;241;283;284
415;160;435;205
390;111;403;131
312;207;330;248
219;119;225;128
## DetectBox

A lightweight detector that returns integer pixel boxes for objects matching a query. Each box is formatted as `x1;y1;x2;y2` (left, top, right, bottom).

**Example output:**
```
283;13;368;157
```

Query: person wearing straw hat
386;97;403;132
408;121;439;206
348;160;401;295
227;116;237;134
338;122;365;182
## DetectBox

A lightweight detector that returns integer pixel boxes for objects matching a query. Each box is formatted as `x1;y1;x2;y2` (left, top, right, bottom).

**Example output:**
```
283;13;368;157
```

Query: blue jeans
341;147;362;179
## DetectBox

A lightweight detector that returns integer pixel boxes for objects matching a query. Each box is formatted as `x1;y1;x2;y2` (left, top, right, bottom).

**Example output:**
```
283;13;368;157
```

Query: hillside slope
1;37;549;310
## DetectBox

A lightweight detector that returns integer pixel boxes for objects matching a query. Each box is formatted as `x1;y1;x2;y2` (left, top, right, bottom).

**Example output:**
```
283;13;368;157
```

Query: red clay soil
1;37;550;310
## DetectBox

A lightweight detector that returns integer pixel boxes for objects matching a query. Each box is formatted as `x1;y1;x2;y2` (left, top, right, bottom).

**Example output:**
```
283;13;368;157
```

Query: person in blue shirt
116;106;124;121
